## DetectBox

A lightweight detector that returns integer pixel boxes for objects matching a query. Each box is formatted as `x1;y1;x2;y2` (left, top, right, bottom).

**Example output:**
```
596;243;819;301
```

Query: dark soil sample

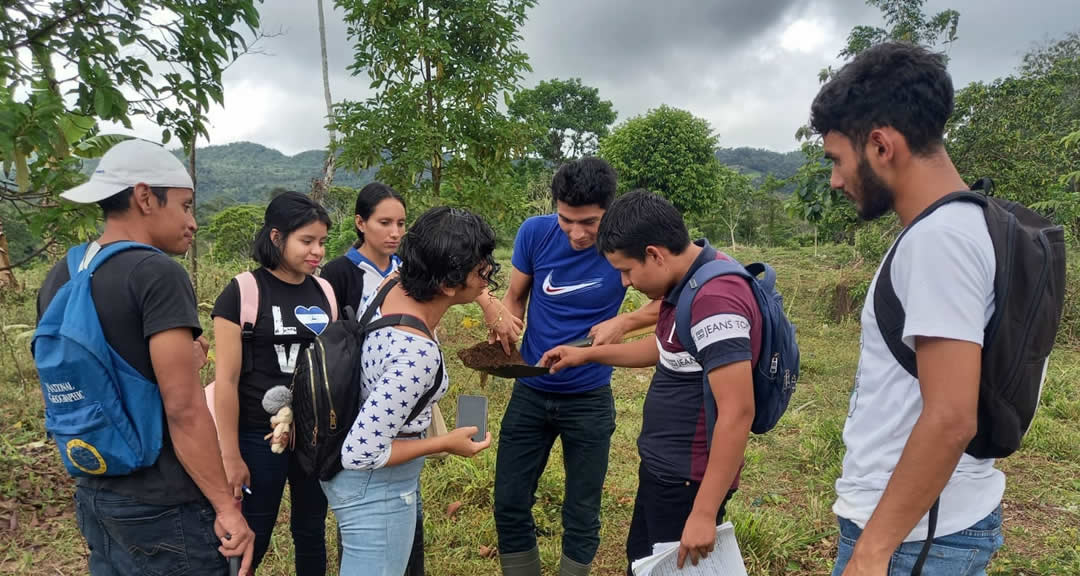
458;341;527;370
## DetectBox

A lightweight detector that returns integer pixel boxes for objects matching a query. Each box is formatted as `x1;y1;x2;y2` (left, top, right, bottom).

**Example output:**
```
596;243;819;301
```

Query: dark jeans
238;428;327;576
625;462;736;575
494;381;616;565
74;485;226;575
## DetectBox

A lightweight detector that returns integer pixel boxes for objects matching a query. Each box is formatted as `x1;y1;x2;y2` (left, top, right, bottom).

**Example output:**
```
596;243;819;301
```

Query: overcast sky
108;0;1078;156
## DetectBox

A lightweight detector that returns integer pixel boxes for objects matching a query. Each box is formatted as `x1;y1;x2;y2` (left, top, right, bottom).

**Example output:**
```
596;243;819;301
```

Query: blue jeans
74;485;226;575
833;506;1004;576
237;429;327;575
321;456;425;576
494;382;616;564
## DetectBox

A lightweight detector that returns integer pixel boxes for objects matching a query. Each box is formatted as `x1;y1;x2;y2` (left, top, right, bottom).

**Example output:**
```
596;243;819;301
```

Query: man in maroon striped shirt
541;189;761;574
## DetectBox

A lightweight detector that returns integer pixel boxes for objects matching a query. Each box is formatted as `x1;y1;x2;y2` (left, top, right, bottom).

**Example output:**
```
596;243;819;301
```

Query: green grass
2;245;1078;575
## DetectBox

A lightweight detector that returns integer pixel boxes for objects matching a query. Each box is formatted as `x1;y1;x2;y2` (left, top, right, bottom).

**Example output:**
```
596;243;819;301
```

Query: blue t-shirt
511;214;626;393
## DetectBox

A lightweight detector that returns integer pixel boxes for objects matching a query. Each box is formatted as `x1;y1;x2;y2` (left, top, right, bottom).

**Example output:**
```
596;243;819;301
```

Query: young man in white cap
35;139;255;575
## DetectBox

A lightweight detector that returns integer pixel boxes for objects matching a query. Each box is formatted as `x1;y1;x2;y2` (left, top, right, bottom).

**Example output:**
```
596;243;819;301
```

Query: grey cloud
112;0;1080;155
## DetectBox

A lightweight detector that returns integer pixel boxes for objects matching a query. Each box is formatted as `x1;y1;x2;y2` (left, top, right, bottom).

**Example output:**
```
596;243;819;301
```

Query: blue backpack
33;241;165;477
675;258;799;442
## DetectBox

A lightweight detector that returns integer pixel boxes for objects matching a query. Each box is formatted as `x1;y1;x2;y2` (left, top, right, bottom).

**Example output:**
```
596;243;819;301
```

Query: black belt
395;431;423;439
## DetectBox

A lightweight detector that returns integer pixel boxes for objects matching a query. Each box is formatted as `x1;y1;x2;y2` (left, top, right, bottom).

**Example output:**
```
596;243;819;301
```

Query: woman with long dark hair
211;191;335;575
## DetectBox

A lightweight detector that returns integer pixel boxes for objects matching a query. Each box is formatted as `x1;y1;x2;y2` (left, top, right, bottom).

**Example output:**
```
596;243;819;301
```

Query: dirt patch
457;341;526;370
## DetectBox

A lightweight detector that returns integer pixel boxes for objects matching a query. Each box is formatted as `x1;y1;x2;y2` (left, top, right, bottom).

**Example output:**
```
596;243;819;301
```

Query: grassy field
1;245;1078;575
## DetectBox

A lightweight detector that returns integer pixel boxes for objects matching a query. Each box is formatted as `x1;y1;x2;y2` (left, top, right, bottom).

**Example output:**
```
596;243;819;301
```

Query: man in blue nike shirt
494;157;658;576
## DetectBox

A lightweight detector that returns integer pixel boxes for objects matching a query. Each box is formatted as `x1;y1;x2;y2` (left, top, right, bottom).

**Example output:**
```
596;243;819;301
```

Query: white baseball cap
61;139;194;204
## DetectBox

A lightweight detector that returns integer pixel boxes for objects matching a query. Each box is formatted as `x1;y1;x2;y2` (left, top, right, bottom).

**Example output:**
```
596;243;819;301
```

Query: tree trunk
729;225;736;249
312;0;335;203
188;141;198;295
0;217;17;289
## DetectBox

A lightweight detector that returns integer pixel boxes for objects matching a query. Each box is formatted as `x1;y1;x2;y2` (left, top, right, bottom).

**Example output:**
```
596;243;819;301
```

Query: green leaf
94;89;110;118
73;134;133;159
59;113;97;147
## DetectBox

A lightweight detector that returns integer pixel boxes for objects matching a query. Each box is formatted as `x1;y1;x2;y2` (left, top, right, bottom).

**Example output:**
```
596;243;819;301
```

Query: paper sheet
630;522;748;576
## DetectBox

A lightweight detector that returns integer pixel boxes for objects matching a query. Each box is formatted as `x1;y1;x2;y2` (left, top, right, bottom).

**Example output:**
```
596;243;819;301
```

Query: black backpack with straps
292;278;443;481
874;178;1066;575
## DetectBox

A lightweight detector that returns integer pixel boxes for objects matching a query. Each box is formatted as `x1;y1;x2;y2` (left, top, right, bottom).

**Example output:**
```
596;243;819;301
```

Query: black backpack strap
363;311;444;428
407;359;443;425
358;277;399;327
239;271;264;375
873;189;989;378
911;498;940;576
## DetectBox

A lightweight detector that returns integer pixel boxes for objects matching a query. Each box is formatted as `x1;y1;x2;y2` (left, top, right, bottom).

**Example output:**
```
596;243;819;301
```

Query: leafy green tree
712;167;756;248
508;78;617;162
0;1;262;280
598;105;721;214
787;142;857;250
752;174;799;247
837;0;958;66
332;0;535;211
790;0;960;244
948;33;1080;242
207;204;264;263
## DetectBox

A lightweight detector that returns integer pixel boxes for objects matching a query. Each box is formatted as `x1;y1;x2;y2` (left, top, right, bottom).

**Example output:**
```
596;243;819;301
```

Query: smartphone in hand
456;395;488;442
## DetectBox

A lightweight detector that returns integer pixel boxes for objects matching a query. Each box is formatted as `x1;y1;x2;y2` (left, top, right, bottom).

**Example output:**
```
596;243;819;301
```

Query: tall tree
948;33;1080;240
713;166;756;248
312;0;335;203
598;105;722;214
789;0;960;243
508;78;617;162
836;0;958;66
0;1;262;280
333;0;535;210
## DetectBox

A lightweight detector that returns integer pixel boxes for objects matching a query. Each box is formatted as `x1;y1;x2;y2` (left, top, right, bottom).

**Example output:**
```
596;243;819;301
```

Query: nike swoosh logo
542;272;601;296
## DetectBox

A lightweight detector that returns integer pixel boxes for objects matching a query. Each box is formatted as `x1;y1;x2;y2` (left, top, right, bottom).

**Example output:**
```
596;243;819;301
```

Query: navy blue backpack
33;241;165;477
675;258;799;442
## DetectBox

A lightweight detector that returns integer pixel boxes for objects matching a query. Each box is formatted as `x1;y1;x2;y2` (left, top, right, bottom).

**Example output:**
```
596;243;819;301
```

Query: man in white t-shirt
810;42;1005;576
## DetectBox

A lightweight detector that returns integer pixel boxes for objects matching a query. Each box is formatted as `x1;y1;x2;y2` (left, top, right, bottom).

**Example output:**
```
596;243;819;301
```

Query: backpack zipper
306;347;318;446
317;339;337;430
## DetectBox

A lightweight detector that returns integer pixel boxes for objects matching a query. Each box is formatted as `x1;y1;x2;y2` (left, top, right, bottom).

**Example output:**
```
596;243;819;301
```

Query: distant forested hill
82;141;377;216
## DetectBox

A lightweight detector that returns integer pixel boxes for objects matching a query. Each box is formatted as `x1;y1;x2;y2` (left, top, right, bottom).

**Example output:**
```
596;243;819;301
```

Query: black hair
596;189;690;261
354;181;406;246
252;191;332;269
98;186;169;218
810;41;953;156
398;206;499;302
551;156;617;209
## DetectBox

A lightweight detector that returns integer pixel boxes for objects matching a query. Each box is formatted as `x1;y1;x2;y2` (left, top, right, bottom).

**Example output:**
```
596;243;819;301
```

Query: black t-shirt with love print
212;267;334;431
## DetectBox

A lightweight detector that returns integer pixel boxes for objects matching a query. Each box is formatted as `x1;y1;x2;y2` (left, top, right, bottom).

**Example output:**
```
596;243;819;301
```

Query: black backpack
874;179;1066;574
292;278;443;481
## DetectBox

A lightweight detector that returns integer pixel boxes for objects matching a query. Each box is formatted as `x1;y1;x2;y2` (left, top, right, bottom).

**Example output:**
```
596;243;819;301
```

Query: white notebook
630;521;748;576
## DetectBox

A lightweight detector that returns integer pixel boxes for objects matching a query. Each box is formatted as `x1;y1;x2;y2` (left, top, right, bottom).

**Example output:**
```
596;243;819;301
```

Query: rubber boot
500;547;541;576
559;553;591;576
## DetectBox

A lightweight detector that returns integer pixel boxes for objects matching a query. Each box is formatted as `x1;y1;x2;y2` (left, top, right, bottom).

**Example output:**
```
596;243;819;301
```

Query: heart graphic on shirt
294;306;330;335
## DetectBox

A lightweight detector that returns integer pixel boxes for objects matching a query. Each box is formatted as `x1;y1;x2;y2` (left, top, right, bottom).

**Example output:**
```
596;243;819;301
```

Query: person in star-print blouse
343;329;446;468
323;206;494;576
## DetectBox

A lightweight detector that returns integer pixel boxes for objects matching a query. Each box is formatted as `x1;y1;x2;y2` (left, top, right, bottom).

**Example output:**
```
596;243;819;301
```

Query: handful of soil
457;341;527;370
